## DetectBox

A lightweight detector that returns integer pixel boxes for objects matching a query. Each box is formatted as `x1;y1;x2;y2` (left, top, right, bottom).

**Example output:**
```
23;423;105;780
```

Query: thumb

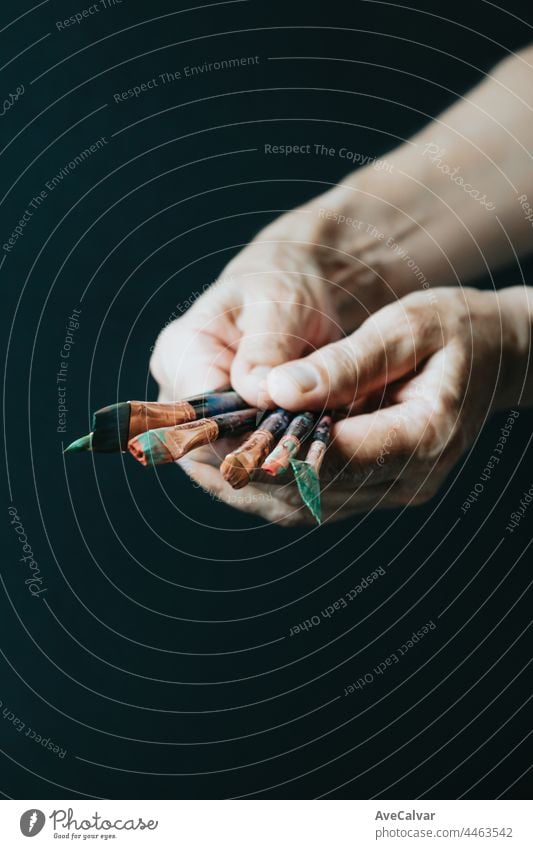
231;298;332;406
267;296;442;410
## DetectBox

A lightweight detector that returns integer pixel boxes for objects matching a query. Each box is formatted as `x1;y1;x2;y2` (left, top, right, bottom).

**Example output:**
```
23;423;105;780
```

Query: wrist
310;146;454;314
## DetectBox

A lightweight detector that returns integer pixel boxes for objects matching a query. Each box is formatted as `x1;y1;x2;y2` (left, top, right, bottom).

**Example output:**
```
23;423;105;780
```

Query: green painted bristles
66;390;246;456
64;433;93;453
64;402;131;454
289;415;332;524
290;459;322;524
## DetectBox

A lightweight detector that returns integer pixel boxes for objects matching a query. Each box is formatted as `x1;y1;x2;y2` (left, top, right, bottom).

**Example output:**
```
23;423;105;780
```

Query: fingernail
275;362;318;393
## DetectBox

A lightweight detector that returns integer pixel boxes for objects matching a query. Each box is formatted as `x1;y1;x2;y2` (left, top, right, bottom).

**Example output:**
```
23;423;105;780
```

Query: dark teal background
1;0;532;799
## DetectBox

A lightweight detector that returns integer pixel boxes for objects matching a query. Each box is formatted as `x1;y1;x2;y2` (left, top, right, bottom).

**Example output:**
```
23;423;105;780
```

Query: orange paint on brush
221;430;274;488
129;409;258;466
220;408;293;489
128;400;198;435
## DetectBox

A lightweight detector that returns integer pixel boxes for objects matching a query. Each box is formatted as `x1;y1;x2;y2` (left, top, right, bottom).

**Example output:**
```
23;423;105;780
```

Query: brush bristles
64;433;93;453
92;402;131;452
290;459;321;524
128;431;174;466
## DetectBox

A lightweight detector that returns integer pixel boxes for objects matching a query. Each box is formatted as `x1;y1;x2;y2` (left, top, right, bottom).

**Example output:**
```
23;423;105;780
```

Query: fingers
332;404;425;474
179;456;307;525
179;455;403;526
267;294;444;411
330;359;459;489
230;296;332;407
150;271;339;407
150;312;234;401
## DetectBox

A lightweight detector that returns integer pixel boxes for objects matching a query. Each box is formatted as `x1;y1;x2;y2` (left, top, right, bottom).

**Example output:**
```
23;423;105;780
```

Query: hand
150;204;340;408
149;161;433;524
173;286;525;525
148;42;533;525
150;163;419;409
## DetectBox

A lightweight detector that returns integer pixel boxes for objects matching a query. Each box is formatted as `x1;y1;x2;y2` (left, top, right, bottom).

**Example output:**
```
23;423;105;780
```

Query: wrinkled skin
150;197;518;525
150;45;533;525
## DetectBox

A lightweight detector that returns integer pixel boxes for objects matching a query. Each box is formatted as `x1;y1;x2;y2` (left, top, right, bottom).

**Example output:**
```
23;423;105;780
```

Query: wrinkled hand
260;286;519;522
149;195;343;522
150;171;409;408
149;172;415;523
151;206;339;408
151;277;521;524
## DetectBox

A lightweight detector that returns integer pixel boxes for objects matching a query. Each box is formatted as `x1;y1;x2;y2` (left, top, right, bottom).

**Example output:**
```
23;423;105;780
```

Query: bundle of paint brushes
66;388;332;523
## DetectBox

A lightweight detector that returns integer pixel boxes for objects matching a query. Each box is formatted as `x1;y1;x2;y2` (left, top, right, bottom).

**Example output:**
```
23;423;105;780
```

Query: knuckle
390;294;439;345
317;340;357;387
401;290;425;314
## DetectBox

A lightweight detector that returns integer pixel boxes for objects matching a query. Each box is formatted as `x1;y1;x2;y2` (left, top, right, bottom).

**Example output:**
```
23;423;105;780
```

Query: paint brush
128;408;258;467
65;389;244;454
64;433;93;453
220;409;293;489
290;414;332;524
261;411;316;477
